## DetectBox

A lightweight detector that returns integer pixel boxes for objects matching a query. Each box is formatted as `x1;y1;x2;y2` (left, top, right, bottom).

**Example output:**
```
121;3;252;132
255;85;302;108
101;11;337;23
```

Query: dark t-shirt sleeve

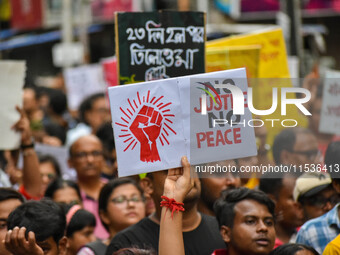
105;218;159;255
105;214;225;255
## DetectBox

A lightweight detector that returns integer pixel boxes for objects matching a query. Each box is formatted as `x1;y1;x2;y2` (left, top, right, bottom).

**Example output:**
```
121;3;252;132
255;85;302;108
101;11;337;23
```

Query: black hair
48;88;67;115
98;178;144;231
0;188;25;203
38;154;61;178
96;122;115;153
214;187;275;228
45;178;82;203
7;200;66;243
65;206;96;237
325;141;340;183
272;127;312;165
114;247;156;255
79;93;105;124
259;177;283;199
269;243;319;255
44;122;67;145
259;172;295;198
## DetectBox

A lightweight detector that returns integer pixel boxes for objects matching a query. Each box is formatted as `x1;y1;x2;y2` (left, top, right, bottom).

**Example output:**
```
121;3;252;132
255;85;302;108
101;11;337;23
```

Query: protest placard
115;10;205;85
319;70;340;134
0;61;26;150
108;68;257;177
64;64;107;111
207;28;308;147
101;57;118;87
206;45;261;78
108;78;187;176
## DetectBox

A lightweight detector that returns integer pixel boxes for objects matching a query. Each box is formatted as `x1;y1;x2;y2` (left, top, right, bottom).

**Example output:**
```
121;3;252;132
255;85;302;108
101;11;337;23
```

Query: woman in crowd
39;154;61;196
77;178;146;255
45;178;82;206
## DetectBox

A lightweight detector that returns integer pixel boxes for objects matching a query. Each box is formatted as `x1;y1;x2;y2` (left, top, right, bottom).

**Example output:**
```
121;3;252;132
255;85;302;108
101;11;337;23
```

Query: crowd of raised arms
1;72;340;255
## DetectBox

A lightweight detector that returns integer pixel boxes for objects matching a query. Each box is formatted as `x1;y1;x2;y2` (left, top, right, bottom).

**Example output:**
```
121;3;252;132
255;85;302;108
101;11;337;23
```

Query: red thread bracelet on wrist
160;195;185;219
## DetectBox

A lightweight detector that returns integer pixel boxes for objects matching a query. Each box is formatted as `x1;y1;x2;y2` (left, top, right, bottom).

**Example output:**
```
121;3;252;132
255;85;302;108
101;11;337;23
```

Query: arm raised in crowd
159;156;193;255
12;106;42;198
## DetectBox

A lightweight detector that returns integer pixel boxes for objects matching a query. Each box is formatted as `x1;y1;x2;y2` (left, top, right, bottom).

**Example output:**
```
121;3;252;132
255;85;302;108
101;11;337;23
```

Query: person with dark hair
269;243;319;255
45;178;82;206
158;158;275;255
39;154;61;196
259;173;304;248
78;178;146;255
198;160;241;216
272;127;321;167
68;135;108;239
66;93;110;146
4;200;67;255
96;122;117;179
64;205;96;255
0;188;25;255
106;156;225;255
47;88;68;120
212;187;276;255
43;122;67;145
320;141;340;255
295;141;340;254
23;86;44;128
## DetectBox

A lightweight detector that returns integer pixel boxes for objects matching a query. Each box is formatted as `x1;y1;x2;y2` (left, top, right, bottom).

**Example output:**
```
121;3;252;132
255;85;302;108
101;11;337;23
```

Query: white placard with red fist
108;68;257;177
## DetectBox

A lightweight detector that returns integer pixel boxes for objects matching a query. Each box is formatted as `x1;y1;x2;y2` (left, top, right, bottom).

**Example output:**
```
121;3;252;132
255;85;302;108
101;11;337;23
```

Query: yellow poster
206;45;261;78
0;0;11;21
207;28;308;154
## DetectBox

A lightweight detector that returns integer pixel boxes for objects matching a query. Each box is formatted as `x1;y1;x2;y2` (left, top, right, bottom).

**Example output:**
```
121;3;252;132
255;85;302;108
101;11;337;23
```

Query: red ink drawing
116;91;176;162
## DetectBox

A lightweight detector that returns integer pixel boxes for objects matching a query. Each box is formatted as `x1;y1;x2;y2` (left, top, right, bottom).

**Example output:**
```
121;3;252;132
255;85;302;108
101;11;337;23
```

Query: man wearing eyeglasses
293;172;337;221
294;141;340;254
68;134;108;240
272;127;322;169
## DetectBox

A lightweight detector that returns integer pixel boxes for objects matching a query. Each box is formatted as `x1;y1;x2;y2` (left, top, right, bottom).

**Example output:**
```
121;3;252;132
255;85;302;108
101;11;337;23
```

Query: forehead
39;162;56;173
71;136;102;153
0;199;22;219
92;97;106;107
53;187;80;201
281;177;296;192
234;199;272;218
110;183;140;197
294;132;317;149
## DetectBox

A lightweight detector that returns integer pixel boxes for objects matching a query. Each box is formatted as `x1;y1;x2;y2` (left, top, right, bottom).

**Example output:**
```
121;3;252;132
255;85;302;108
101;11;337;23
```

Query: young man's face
222;199;275;255
37;236;60;255
276;177;304;228
0;199;22;255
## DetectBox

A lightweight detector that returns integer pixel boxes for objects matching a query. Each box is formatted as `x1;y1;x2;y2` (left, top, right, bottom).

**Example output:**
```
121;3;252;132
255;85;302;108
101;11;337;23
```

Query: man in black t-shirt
105;169;225;255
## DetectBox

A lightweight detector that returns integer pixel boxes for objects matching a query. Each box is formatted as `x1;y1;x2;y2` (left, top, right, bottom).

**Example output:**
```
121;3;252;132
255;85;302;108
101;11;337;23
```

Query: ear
280;150;291;165
139;177;154;197
58;236;68;255
220;225;231;244
99;210;110;226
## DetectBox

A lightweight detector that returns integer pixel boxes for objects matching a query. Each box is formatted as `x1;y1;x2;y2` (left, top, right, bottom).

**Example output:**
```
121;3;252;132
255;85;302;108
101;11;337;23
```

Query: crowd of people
0;70;340;255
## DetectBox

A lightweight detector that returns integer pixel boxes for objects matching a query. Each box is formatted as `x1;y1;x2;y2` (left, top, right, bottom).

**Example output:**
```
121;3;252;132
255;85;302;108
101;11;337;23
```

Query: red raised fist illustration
129;105;163;162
